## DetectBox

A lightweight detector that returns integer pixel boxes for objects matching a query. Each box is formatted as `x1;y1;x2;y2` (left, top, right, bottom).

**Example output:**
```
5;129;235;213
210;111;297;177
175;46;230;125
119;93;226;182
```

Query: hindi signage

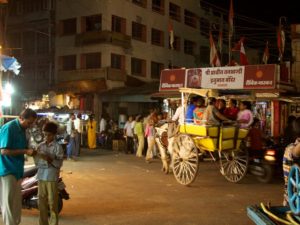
159;69;186;91
201;66;244;89
244;64;276;89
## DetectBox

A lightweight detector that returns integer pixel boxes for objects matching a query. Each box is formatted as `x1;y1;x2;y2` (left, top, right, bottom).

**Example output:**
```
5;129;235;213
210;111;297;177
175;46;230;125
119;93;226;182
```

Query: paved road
1;149;283;225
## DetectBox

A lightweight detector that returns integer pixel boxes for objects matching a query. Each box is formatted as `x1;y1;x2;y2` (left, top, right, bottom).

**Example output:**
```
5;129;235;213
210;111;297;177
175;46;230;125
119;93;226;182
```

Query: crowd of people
2;103;300;225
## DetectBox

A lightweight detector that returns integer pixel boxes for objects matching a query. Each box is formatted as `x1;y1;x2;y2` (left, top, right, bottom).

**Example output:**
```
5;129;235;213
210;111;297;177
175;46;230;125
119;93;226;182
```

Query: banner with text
201;66;244;89
243;64;276;89
159;69;186;91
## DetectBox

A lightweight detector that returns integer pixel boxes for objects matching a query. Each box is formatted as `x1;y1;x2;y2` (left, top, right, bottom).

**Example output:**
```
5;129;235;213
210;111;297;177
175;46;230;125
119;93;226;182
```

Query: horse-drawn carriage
155;88;249;185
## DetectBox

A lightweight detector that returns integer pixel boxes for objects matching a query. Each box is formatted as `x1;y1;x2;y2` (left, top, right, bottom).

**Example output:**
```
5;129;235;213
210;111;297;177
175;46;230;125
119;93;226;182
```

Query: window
60;55;76;71
82;53;101;69
200;17;209;38
132;22;146;42
83;14;102;32
112;15;126;34
184;39;196;55
169;2;180;21
60;18;77;35
184;10;197;28
151;61;164;79
131;57;146;77
151;28;164;46
132;0;147;8
111;54;125;70
152;0;164;14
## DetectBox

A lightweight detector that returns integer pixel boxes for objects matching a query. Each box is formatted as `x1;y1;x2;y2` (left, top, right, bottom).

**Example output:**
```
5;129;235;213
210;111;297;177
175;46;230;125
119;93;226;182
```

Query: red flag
168;22;174;49
262;41;269;64
209;32;221;67
277;27;285;61
240;38;248;65
228;0;234;37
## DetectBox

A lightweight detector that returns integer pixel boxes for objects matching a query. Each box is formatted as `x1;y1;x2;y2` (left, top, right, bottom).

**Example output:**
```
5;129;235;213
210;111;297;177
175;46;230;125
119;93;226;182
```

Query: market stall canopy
0;55;21;75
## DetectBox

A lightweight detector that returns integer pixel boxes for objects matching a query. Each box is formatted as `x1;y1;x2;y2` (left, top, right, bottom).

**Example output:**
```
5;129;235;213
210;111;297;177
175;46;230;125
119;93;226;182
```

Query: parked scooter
247;137;284;183
22;166;70;213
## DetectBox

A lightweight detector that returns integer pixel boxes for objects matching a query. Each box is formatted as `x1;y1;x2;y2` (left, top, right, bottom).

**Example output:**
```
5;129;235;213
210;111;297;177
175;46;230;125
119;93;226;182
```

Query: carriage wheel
172;134;199;186
219;147;248;183
288;165;300;215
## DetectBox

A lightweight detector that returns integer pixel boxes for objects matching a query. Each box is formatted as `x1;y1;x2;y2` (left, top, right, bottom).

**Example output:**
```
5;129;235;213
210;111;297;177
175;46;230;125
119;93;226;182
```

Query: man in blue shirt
0;108;37;225
185;96;199;123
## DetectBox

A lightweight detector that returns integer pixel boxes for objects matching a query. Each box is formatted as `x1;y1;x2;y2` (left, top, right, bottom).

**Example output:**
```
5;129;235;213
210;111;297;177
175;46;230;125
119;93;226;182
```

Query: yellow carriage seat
179;124;219;151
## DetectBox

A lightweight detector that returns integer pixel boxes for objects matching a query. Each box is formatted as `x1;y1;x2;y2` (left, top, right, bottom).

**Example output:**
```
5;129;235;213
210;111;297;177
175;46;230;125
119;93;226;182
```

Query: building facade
54;0;222;120
5;0;55;112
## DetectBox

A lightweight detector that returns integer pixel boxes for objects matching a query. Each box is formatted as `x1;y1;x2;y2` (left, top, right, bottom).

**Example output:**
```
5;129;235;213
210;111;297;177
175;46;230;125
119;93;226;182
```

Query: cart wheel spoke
172;134;199;186
219;148;249;183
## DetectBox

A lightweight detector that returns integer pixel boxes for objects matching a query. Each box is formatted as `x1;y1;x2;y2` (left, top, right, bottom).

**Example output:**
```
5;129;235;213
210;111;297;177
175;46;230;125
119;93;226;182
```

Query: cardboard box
112;139;126;151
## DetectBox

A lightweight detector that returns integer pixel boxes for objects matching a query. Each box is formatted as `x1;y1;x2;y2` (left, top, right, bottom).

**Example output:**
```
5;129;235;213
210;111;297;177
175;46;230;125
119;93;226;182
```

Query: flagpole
228;0;234;65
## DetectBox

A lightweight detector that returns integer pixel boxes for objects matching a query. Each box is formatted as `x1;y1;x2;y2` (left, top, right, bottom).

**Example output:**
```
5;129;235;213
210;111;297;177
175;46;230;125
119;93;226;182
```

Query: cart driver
283;117;300;206
202;97;231;125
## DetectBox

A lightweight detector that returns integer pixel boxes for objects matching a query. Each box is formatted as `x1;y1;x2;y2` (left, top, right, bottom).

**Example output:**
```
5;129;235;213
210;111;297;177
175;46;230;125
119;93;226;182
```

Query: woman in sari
87;114;97;149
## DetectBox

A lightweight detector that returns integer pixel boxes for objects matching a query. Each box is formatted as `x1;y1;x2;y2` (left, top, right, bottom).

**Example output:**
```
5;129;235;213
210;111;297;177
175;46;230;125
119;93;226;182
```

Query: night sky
202;0;298;62
203;0;298;25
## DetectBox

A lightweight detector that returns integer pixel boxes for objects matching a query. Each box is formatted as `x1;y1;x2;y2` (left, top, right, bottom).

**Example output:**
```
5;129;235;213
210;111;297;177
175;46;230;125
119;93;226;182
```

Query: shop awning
101;82;159;102
54;79;107;94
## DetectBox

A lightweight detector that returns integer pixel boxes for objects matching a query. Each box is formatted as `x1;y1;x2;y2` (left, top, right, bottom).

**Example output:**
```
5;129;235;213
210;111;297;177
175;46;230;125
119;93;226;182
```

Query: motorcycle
247;137;284;183
22;165;70;213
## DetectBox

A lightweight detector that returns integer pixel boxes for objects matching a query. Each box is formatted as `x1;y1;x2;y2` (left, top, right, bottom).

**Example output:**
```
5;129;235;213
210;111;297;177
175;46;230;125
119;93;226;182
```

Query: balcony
57;67;126;83
75;30;132;49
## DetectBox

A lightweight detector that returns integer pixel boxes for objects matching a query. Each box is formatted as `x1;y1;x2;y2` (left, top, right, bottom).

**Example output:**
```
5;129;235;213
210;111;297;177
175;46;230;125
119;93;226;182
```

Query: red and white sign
201;66;244;89
159;69;186;91
244;64;276;89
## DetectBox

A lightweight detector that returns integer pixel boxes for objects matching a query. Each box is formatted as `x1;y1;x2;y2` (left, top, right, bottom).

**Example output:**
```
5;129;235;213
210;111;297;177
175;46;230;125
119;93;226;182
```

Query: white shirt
99;118;107;133
172;106;185;125
74;118;83;133
124;121;133;137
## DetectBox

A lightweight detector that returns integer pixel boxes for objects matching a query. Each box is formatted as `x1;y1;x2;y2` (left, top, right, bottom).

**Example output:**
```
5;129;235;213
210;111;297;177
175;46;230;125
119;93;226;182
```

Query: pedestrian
145;118;155;163
66;113;76;160
87;114;97;149
74;114;82;157
0;108;37;225
134;115;144;157
283;117;300;206
33;122;64;225
124;116;134;154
